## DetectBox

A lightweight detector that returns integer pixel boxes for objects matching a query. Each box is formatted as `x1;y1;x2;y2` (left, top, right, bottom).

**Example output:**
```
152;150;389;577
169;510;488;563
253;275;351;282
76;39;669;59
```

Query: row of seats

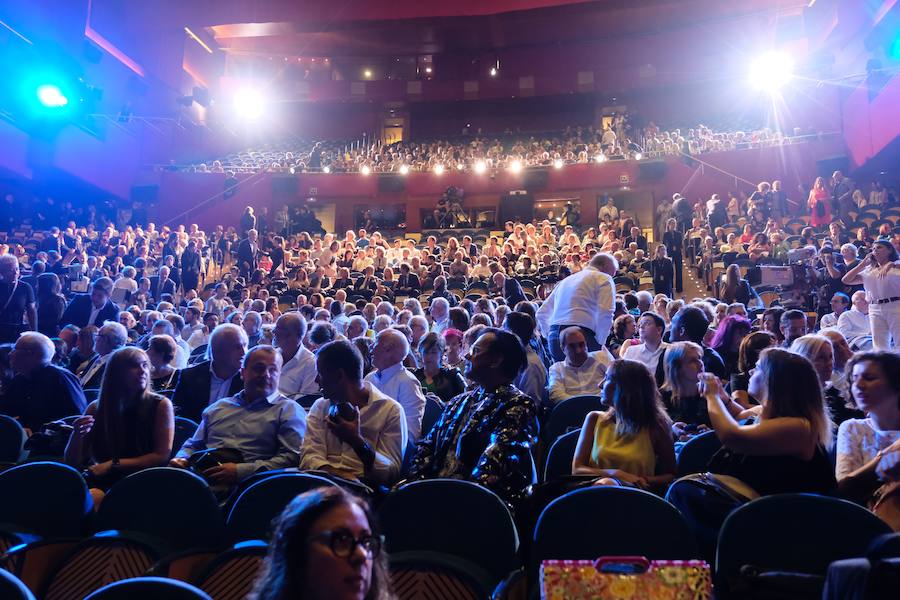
0;460;894;599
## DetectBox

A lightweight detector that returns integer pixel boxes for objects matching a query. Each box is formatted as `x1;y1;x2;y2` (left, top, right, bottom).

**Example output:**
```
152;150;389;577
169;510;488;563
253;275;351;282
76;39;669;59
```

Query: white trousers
868;302;900;351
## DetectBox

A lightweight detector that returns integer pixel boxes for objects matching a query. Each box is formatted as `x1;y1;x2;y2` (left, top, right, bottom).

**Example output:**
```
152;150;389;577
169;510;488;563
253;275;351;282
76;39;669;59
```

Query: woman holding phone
842;239;900;351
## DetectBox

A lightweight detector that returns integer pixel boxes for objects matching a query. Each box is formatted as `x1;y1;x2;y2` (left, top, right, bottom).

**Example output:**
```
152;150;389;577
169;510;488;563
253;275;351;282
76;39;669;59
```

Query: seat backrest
171;417;199;458
716;494;892;594
96;468;225;552
421;396;444;439
676;430;722;477
42;534;162;600
0;568;36;600
377;479;519;584
0;461;92;538
532;486;698;578
543;396;603;445
0;414;27;463
226;473;337;543
84;577;212;600
543;430;580;481
194;541;267;600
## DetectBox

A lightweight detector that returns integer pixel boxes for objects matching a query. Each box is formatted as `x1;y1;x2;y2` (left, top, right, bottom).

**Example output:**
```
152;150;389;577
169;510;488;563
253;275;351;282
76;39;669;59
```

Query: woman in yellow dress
572;359;676;493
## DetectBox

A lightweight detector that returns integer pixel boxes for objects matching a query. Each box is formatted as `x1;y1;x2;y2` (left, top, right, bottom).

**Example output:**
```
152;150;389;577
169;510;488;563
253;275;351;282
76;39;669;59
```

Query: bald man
365;328;426;441
274;312;319;396
2;332;86;432
171;323;247;422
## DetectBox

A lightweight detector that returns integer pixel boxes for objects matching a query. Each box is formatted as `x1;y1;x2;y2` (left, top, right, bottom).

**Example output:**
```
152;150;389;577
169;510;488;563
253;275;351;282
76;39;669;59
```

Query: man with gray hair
345;315;369;340
0;254;36;343
536;252;618;362
242;310;263;348
365;328;426;441
430;297;450;335
171;345;306;489
273;312;318;397
2;332;86;432
172;323;247;422
79;321;128;389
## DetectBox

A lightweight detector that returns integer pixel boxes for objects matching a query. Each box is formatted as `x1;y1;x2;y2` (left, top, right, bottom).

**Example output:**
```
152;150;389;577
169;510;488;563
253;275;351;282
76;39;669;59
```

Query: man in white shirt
548;327;613;404
623;312;669;374
820;292;850;330
838;291;873;350
300;340;407;485
536;252;617;362
429;297;450;335
274;312;319;397
365;329;426;441
598;197;619;223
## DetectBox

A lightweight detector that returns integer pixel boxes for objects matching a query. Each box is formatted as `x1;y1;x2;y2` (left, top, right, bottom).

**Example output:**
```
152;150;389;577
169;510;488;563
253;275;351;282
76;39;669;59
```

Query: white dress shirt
819;312;839;330
299;383;407;485
515;346;548;405
838;309;871;345
279;346;319;396
365;362;427;441
536;267;615;347
547;350;613;404
623;341;669;372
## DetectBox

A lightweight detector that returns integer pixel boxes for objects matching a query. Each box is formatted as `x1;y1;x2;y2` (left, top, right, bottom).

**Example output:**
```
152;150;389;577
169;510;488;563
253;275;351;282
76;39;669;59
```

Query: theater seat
543;429;579;481
0;414;27;463
194;541;267;600
543;395;603;446
676;430;722;477
84;577;211;600
716;494;892;599
0;569;36;600
390;552;492;600
0;462;93;541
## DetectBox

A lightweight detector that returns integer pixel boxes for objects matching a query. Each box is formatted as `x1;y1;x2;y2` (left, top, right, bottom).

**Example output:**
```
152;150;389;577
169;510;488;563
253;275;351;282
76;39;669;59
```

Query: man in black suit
236;229;259;281
396;262;421;297
78;321;128;390
60;277;119;329
180;239;202;293
171;323;246;422
41;227;64;254
148;265;177;304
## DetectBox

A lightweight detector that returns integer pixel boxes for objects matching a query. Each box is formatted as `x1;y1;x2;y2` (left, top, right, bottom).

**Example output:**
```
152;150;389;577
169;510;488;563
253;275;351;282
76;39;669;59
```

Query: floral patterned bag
541;556;712;599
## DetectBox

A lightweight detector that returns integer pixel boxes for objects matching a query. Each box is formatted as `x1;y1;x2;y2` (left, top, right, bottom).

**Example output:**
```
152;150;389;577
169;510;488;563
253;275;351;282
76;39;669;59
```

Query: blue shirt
176;389;307;480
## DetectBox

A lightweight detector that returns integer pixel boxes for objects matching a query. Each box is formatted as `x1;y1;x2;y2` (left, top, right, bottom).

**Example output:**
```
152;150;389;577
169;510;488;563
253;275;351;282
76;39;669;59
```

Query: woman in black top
36;272;66;338
720;264;759;306
414;333;467;405
146;335;180;393
649;244;674;297
729;331;776;408
64;347;174;505
709;315;752;379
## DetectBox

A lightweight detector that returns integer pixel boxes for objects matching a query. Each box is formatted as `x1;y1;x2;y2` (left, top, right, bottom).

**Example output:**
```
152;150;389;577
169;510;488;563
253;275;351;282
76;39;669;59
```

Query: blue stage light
36;84;69;107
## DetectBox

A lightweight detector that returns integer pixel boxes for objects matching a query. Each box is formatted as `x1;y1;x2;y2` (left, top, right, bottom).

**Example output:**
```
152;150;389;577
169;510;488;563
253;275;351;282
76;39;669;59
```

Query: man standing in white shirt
274;312;319;397
547;327;613;404
365;328;426;441
300;340;407;485
536;252;617;362
623;312;669;374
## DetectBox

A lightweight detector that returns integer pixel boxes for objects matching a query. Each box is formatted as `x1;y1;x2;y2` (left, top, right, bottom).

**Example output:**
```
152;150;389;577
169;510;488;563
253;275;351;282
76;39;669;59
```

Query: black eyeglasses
309;530;383;559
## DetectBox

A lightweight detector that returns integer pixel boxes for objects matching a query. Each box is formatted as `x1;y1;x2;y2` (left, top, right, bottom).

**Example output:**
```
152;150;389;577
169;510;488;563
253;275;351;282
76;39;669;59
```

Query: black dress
414;367;467;404
708;444;836;496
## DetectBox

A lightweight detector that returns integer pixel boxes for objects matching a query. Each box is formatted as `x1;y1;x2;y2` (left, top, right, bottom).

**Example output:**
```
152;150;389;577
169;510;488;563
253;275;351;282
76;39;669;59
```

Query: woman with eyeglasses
250;487;393;600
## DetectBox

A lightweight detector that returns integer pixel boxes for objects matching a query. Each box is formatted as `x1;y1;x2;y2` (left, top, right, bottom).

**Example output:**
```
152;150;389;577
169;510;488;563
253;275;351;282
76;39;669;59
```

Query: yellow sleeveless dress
589;416;656;477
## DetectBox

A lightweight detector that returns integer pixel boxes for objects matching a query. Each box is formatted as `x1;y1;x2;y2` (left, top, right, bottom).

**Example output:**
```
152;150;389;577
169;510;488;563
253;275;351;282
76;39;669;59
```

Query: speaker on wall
638;161;668;180
378;174;406;193
272;176;297;195
522;169;548;190
499;192;534;224
816;156;849;178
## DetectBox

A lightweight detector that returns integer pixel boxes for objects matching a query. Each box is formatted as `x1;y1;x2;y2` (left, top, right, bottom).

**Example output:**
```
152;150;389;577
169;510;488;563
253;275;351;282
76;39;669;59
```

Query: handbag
541;556;712;599
24;420;74;458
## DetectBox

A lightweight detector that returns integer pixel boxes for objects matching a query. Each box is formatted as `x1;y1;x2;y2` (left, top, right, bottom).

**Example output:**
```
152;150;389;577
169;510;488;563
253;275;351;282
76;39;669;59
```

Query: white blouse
861;264;900;304
836;417;900;480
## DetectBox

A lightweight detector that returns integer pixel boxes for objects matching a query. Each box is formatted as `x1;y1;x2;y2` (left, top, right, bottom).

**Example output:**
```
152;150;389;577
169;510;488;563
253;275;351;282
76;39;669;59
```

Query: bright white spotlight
434;164;445;175
424;66;433;74
490;67;498;77
553;158;563;169
361;165;371;175
474;161;487;174
748;51;794;91
634;152;643;161
36;84;68;108
323;165;331;174
509;160;522;173
595;154;607;163
456;163;464;171
399;164;410;175
233;88;265;120
363;69;372;78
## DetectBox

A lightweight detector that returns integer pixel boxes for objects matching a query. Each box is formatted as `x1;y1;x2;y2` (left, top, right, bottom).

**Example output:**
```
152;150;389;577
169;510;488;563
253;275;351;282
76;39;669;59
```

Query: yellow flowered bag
541;557;712;600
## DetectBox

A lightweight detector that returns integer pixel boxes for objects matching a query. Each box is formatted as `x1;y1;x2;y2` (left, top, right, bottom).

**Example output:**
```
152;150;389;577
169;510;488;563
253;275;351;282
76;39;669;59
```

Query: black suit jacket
171;360;243;423
397;273;421;293
0;364;87;431
60;294;119;329
148;276;176;301
237;238;258;273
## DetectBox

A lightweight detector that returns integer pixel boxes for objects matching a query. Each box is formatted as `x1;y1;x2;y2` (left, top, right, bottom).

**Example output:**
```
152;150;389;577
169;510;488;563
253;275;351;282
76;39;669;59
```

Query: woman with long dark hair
64;347;174;507
35;272;66;337
720;264;758;306
572;359;676;493
249;487;394;600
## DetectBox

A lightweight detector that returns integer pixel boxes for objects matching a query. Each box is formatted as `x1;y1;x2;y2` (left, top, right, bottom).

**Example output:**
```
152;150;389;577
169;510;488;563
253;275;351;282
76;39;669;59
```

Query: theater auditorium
1;1;900;598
